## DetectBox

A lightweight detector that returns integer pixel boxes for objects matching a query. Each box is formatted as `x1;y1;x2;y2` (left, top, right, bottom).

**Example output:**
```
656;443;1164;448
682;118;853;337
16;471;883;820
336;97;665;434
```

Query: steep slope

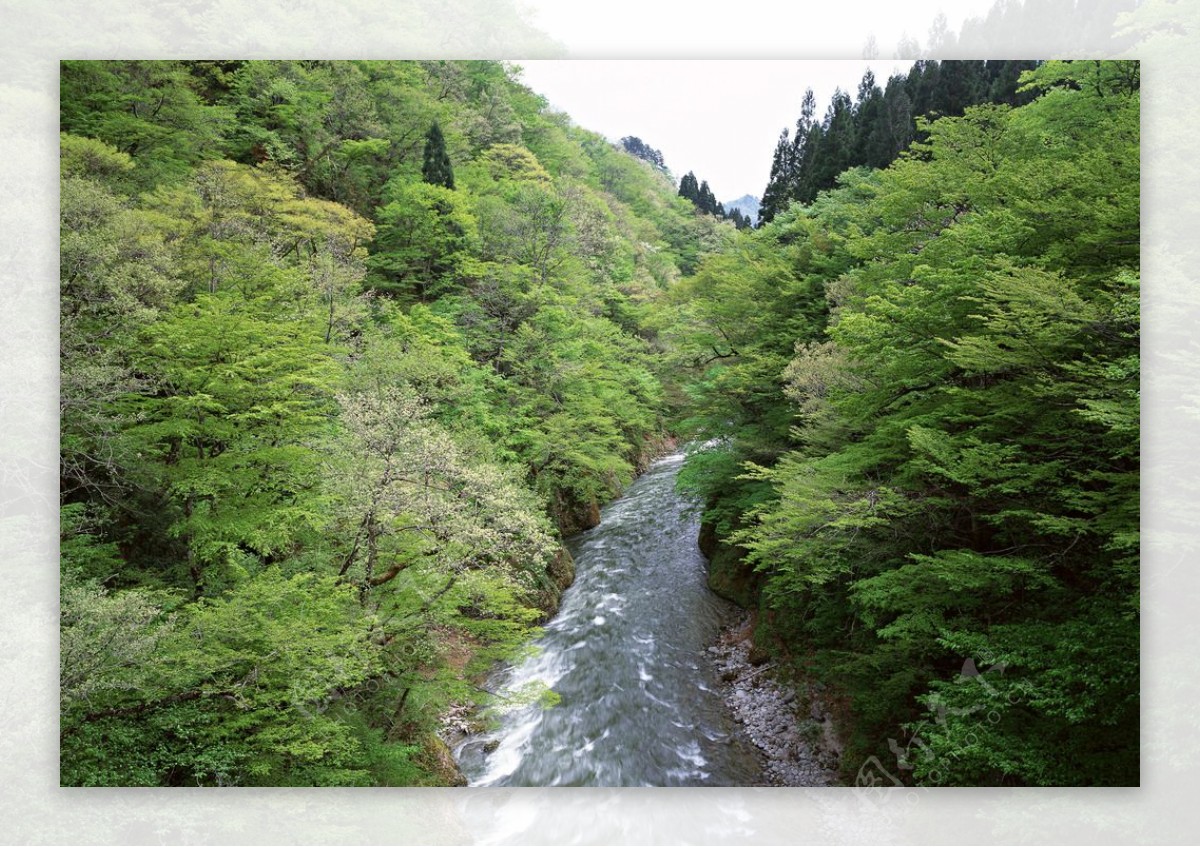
670;60;1140;786
58;59;734;786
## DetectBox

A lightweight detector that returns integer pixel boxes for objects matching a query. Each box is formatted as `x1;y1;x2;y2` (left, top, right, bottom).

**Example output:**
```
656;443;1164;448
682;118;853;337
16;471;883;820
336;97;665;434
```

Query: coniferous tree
931;59;987;116
620;135;667;171
758;128;794;224
882;74;916;159
728;208;752;230
760;61;1045;222
907;59;940;120
421;121;455;189
679;171;728;221
678;171;699;204
810;89;855;191
987;59;1040;106
790;89;822;207
698;180;717;215
854;69;891;169
760;88;822;224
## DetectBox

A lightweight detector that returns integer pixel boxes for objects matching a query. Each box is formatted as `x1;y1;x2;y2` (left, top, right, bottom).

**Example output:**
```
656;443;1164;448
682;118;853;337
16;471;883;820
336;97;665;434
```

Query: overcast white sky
512;0;998;202
513;60;915;202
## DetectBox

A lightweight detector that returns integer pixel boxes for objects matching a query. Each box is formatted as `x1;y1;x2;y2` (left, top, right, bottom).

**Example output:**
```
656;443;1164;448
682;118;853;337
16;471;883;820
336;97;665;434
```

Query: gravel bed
707;614;840;786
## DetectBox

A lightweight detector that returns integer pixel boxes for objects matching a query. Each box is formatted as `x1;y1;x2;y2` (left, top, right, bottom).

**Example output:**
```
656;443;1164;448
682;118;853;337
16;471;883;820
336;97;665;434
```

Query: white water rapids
454;453;764;787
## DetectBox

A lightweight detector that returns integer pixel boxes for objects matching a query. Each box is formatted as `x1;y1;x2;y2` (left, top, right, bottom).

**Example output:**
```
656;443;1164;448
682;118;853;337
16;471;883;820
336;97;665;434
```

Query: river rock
704;612;839;787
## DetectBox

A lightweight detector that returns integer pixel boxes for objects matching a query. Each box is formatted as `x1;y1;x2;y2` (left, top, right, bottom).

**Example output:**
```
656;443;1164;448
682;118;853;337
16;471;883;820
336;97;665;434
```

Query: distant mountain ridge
723;194;760;225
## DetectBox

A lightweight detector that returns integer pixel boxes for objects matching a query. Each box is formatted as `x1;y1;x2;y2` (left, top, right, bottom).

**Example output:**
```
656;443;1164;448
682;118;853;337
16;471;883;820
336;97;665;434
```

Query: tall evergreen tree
678;171;699;204
728;208;752;230
987;59;1040;106
882;74;915;160
790;90;823;207
620;135;667;171
679;171;728;220
853;69;892;170
421;121;455;189
760;61;1045;221
758;128;794;224
931;59;987;116
810;89;856;191
698;180;717;215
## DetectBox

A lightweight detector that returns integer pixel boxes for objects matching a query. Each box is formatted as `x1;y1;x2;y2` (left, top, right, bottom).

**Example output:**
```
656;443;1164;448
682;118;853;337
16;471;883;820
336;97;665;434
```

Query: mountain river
453;452;766;787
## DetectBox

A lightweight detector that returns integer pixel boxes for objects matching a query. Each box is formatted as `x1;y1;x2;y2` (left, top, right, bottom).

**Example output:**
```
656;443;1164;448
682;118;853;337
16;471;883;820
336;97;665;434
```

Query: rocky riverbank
707;613;841;786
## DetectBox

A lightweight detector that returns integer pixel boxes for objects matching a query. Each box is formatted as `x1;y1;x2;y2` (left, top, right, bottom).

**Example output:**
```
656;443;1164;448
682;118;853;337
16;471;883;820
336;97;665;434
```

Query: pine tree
854;69;891;169
620;135;667;171
809;89;855;192
422;121;454;189
790;89;822;206
758;128;793;224
678;171;699;204
883;74;915;160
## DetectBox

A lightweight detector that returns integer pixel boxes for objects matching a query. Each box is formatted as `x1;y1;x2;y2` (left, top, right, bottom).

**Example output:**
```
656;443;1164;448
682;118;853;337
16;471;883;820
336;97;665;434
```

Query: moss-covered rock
699;519;761;609
532;545;576;620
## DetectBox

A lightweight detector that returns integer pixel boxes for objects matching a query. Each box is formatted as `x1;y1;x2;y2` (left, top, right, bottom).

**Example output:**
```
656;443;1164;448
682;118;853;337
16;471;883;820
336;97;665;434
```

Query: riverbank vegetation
672;60;1139;786
60;58;1138;787
59;59;710;785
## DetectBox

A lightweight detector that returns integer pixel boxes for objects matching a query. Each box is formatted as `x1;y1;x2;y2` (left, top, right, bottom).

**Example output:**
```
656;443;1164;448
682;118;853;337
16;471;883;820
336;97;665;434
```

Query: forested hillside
672;60;1139;785
758;59;1040;223
59;58;1138;788
58;59;728;786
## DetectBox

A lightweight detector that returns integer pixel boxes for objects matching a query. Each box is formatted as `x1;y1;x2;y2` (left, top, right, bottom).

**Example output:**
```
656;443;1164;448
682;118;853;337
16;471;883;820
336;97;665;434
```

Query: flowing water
454;452;765;787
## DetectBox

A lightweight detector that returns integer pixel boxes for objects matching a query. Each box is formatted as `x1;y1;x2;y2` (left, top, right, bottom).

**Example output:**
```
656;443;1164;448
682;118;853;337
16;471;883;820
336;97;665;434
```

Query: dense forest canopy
673;59;1139;786
59;58;1138;787
59;58;721;786
757;60;1041;224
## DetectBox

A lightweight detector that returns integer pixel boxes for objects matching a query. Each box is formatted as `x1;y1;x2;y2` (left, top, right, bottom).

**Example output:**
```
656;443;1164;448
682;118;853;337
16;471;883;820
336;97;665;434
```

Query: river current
454;452;765;786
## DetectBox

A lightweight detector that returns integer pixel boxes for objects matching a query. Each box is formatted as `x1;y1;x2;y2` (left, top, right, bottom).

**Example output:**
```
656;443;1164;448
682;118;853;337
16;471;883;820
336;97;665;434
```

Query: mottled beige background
2;0;1193;842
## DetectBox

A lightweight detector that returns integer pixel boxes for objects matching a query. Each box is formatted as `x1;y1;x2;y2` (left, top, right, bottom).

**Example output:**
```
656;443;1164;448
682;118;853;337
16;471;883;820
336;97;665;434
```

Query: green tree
61;568;385;786
123;292;339;594
60;136;183;502
422;121;455;189
680;61;1139;786
60;60;234;188
368;180;475;301
59;58;690;787
678;170;699;204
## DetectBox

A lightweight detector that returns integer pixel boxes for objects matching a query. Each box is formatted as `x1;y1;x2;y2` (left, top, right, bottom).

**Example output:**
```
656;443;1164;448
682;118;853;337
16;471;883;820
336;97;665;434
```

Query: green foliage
368;180;475;301
60;56;1140;789
60;142;182;501
61;569;385;786
122;291;340;591
60;504;124;583
60;61;234;188
60;60;684;787
60;567;175;711
60;132;134;182
758;60;1039;223
676;60;1140;786
422;121;455;189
